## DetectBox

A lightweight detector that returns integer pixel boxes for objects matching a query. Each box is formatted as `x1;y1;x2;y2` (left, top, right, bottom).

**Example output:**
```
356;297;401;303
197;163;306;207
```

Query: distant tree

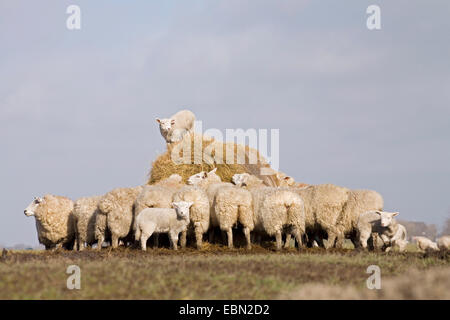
440;213;450;236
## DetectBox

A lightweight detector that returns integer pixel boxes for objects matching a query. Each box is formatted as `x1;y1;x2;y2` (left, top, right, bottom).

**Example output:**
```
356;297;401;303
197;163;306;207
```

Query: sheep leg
325;232;337;250
275;230;282;251
180;230;187;248
140;233;150;251
334;235;345;249
169;232;178;251
284;233;292;248
359;230;371;250
293;229;303;250
243;227;251;250
111;234;119;249
153;234;159;248
226;228;234;249
96;235;104;250
194;226;203;250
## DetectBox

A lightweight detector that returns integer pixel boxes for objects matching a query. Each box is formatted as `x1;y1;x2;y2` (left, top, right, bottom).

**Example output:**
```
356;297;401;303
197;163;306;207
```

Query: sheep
437;235;450;251
135;201;193;251
156;110;195;144
232;173;306;250
97;186;144;249
412;236;439;252
282;183;350;249
133;174;184;246
73;196;102;251
384;224;408;252
24;195;75;250
336;189;384;248
214;185;254;249
172;185;210;249
356;210;401;250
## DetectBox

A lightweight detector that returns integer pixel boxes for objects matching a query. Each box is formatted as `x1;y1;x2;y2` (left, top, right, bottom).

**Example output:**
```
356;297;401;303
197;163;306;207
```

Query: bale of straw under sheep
73;195;102;251
24;195;75;250
156;109;196;144
232;173;306;250
97;186;143;249
336;189;384;248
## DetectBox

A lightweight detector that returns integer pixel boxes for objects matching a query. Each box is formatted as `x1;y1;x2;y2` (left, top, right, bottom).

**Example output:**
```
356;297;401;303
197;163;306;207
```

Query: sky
0;0;449;246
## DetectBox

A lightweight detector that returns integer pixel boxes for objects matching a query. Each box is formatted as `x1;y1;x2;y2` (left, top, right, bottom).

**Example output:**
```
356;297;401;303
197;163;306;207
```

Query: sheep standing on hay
286;183;350;249
135;201;193;251
356;210;401;251
336;189;384;248
24;195;75;250
97;186;143;249
134;174;184;247
156;109;195;144
412;236;439;252
232;173;305;251
437;235;450;250
73;195;102;251
172;182;210;249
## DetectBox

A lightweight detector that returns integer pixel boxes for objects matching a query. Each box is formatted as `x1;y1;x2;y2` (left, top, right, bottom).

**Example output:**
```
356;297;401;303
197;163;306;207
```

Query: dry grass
148;133;278;186
0;246;448;300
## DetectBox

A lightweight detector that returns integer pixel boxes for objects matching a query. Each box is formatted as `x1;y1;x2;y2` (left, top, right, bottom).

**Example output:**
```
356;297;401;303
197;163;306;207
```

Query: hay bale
149;133;278;186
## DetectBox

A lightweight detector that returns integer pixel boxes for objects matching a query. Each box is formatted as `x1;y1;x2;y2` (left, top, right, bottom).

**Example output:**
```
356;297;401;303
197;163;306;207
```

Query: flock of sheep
23;110;450;253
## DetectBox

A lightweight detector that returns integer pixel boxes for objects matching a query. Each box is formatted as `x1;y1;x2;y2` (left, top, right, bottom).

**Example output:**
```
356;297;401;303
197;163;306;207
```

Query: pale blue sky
1;1;449;246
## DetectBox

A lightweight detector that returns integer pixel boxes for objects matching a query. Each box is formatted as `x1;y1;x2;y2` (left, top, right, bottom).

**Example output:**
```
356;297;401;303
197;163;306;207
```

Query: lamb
172;184;210;249
384;224;408;252
97;186;144;249
156;110;195;144
356;210;401;251
135;201;193;251
336;189;384;248
24;195;75;250
437;235;450;251
232;173;306;250
412;236;439;252
134;174;184;231
73;195;102;251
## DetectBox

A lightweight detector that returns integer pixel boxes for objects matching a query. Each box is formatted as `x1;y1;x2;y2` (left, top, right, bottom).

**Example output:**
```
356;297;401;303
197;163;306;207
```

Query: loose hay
149;133;279;186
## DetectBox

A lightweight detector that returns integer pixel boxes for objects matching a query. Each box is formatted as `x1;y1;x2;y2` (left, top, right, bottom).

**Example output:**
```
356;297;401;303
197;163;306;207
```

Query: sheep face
24;197;43;217
187;171;207;185
376;211;399;227
172;201;193;219
156;118;175;133
232;173;248;187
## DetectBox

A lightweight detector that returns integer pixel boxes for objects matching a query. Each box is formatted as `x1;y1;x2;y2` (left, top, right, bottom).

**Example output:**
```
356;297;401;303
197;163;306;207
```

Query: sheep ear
202;172;207;178
209;168;217;174
156;118;161;123
375;211;382;215
171;119;175;125
392;212;399;217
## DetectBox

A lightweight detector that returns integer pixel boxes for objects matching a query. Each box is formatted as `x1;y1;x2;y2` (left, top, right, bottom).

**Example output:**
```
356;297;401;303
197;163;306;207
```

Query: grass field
0;244;448;300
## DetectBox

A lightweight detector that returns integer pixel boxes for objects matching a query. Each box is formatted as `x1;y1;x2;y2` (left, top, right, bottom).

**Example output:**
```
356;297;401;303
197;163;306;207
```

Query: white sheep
385;224;408;252
73;195;102;251
97;186;144;249
232;173;306;250
412;236;439;252
135;201;193;251
336;189;384;248
156;109;195;144
437;235;450;250
172;185;210;249
24;195;75;250
356;210;400;250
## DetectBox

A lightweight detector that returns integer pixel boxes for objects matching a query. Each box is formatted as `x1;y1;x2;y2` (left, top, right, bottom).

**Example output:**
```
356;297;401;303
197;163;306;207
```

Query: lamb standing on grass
412;236;439;252
97;186;143;249
232;173;306;251
24;195;75;250
385;224;408;252
437;235;450;250
73;196;102;251
156;110;195;144
356;210;401;251
135;201;193;251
